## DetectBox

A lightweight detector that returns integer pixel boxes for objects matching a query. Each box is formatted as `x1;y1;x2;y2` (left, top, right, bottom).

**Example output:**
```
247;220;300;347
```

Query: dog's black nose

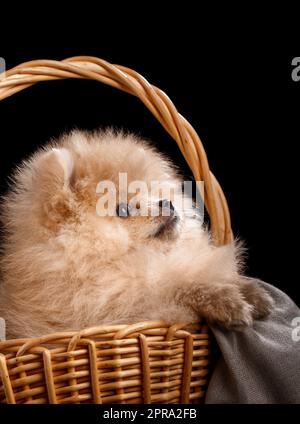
159;199;174;215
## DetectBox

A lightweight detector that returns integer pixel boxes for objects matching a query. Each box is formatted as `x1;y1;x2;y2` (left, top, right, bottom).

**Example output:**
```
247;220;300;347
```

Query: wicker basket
0;57;232;404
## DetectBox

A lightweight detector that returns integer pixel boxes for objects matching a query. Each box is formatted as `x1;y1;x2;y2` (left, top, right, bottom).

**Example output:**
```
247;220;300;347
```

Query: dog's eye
116;203;130;218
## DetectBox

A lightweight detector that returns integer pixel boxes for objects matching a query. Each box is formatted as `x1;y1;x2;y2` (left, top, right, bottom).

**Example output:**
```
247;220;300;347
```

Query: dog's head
5;130;187;264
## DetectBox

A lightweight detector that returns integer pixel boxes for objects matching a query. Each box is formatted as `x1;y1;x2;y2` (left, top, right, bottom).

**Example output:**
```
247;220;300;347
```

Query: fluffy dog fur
0;130;273;339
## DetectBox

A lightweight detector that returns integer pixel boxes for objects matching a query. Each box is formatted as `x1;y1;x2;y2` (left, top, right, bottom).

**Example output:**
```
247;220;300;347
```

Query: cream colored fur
0;130;273;339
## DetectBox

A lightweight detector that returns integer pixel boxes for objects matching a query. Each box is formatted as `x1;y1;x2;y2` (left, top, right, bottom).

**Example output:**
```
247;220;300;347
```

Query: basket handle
0;56;232;245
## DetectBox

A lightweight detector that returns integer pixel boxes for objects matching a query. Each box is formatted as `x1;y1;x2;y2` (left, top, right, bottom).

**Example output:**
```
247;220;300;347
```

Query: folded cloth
205;282;300;404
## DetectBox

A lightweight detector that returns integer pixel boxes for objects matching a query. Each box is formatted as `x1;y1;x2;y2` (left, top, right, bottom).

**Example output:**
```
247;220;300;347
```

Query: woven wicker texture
0;322;210;404
0;56;232;404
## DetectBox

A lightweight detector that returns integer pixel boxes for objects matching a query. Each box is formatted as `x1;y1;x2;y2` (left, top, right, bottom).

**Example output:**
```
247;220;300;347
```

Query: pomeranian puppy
0;130;273;339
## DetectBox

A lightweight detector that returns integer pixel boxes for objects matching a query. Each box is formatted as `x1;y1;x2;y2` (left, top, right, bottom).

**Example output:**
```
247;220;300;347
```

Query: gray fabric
205;282;300;404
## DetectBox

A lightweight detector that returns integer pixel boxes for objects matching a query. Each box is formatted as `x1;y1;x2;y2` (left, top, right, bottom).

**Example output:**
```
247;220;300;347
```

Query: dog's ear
33;147;74;194
32;147;75;229
51;148;74;189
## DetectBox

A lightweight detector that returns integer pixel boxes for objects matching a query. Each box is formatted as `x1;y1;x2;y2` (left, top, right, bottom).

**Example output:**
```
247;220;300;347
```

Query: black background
0;9;298;306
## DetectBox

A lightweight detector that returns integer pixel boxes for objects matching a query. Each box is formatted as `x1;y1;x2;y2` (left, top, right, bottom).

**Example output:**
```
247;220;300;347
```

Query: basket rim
0;320;208;353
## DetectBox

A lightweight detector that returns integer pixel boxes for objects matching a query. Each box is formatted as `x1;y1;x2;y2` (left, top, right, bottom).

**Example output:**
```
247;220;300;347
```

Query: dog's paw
202;285;255;329
175;284;255;329
239;278;274;319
